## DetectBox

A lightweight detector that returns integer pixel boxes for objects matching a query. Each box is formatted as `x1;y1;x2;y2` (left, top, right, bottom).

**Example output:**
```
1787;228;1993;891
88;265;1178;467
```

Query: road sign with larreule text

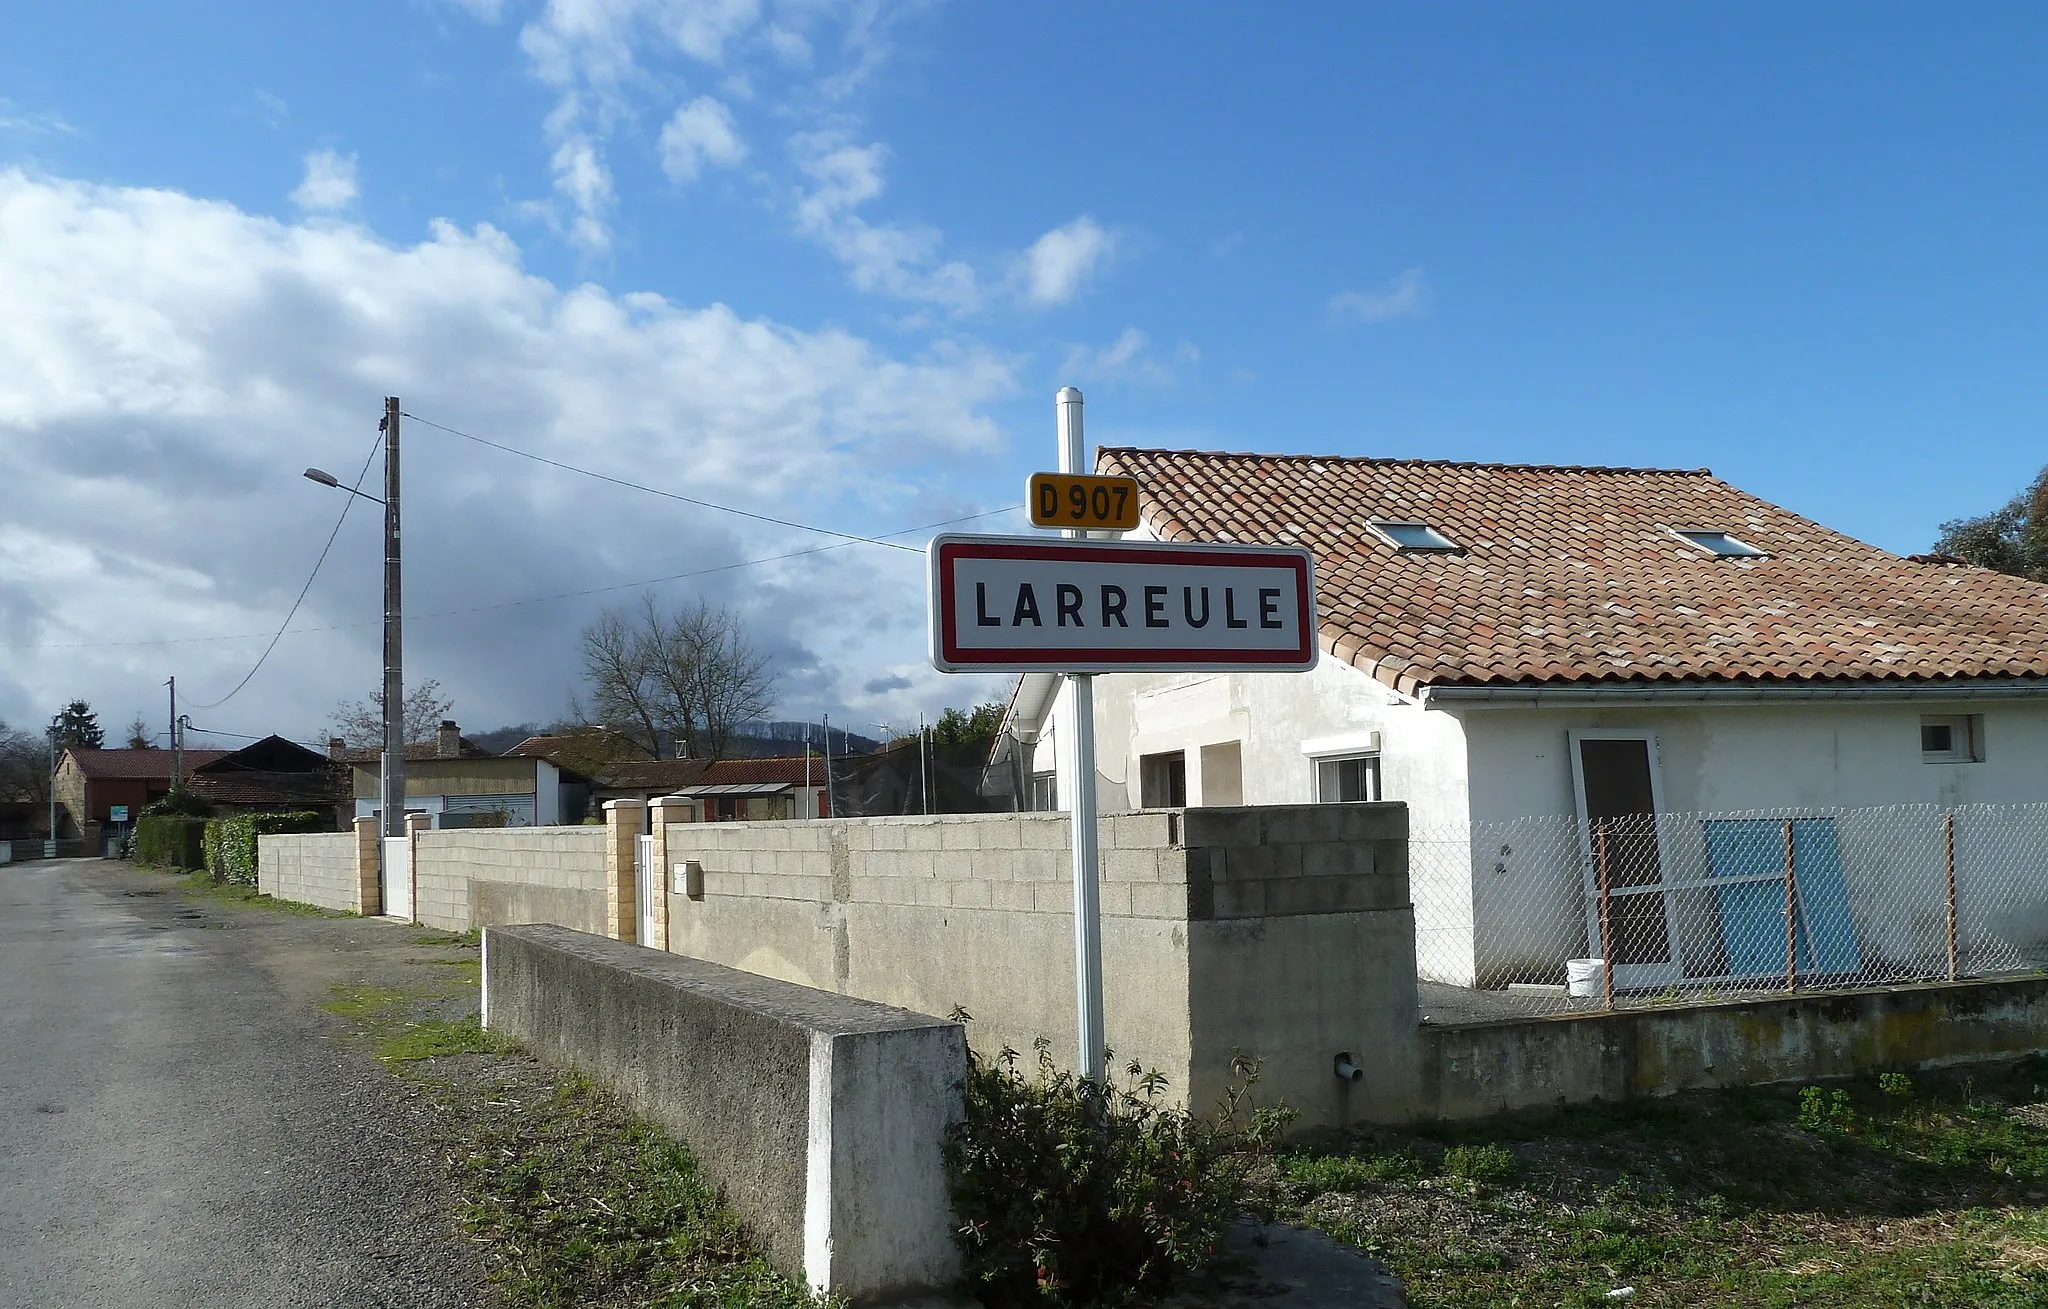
927;533;1318;673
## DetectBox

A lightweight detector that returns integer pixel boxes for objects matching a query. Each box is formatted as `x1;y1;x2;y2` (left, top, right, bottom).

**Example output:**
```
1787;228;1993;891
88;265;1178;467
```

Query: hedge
135;815;207;870
203;811;325;886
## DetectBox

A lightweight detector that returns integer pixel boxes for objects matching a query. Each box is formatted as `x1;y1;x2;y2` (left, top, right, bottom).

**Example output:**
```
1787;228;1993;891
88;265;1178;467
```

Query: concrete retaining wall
483;923;963;1304
1425;975;2048;1119
412;827;607;932
663;804;1420;1126
258;831;359;911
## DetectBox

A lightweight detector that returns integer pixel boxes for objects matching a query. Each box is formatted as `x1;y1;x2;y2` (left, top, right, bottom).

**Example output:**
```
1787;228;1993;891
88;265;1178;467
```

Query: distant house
185;735;352;830
53;747;228;838
347;720;591;829
508;732;830;825
1006;447;2048;988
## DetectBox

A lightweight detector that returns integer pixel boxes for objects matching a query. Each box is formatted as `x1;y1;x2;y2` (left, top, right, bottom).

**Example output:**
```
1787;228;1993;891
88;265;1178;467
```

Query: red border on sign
934;538;1316;670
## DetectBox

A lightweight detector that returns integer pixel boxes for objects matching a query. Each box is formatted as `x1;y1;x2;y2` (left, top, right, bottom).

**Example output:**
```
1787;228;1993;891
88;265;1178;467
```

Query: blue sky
3;3;2044;740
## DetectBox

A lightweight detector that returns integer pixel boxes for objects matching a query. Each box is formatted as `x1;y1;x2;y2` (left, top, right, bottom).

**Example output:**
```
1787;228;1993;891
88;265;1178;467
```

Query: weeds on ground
172;868;344;916
1276;1058;2048;1308
320;976;821;1309
455;1075;820;1309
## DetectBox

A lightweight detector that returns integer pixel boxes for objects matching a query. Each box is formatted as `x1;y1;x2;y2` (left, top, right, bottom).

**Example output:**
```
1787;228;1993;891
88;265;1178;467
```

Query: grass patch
319;977;816;1308
1275;1057;2048;1307
456;1075;819;1309
173;869;344;917
414;927;482;948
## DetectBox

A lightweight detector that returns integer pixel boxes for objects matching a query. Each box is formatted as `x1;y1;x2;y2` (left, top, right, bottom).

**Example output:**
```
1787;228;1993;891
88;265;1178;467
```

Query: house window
1921;714;1984;764
1315;753;1381;803
1140;751;1187;808
1368;520;1460;552
1030;771;1059;812
1673;529;1768;558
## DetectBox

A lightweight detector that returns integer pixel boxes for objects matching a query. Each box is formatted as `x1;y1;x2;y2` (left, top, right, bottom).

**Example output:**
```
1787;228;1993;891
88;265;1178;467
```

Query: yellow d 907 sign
1029;472;1142;531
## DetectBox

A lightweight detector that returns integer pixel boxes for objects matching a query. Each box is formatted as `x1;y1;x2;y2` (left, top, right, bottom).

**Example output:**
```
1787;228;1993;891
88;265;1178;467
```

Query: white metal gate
635;833;656;947
381;836;413;920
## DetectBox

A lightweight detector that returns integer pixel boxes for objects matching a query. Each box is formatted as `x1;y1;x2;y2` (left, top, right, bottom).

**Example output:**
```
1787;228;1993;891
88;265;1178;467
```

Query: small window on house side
1140;751;1187;808
1673;529;1768;558
1921;714;1984;764
1368;521;1460;552
1030;771;1059;812
1315;753;1382;803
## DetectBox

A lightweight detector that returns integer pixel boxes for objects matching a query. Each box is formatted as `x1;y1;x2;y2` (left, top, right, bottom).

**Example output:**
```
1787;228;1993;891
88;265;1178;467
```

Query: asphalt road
0;859;487;1308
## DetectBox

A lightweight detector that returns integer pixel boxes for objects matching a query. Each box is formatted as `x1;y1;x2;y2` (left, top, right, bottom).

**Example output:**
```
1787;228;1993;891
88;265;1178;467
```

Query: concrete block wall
258;831;360;911
411;826;609;932
664;804;1421;1126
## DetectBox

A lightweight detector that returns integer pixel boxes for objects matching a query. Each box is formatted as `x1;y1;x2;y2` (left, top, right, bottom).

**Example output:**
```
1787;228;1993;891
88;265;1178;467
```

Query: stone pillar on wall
353;816;381;915
647;795;691;953
603;799;644;943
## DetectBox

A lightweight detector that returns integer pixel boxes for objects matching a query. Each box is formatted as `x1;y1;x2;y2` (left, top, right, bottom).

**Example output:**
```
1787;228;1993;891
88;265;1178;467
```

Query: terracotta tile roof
66;748;229;780
186;769;350;809
339;739;493;766
596;756;821;792
599;759;711;791
1098;447;2048;693
508;729;654;777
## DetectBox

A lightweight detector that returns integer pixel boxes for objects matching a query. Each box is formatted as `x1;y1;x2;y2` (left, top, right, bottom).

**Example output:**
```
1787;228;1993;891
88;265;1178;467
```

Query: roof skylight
1369;520;1460;552
1674;529;1767;558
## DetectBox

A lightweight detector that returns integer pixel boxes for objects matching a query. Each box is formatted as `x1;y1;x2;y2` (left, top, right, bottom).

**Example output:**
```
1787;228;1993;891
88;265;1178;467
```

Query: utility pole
166;676;181;789
919;711;930;816
46;725;57;849
382;396;406;840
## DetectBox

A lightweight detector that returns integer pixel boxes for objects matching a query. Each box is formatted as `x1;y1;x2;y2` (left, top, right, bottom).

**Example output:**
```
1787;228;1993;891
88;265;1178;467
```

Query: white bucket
1566;957;1607;998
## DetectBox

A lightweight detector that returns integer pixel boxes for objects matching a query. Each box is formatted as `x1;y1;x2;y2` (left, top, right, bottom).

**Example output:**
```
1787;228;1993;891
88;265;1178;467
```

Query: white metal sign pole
1056;386;1107;1085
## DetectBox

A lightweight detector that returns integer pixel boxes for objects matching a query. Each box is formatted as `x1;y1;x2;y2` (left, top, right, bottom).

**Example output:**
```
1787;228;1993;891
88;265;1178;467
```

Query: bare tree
577;596;777;760
125;714;157;749
0;721;51;806
329;679;456;749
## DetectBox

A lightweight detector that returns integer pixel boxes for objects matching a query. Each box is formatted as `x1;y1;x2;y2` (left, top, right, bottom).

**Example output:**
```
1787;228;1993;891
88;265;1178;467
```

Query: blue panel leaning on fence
1704;818;1862;979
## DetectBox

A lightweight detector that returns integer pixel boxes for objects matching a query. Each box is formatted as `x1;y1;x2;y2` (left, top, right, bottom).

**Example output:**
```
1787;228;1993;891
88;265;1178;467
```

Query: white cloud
1328;268;1431;326
0;169;1014;737
1060;327;1183;388
1021;216;1115;307
0;98;74;138
290;149;359;212
659;96;746;183
792;132;979;312
548;132;614;249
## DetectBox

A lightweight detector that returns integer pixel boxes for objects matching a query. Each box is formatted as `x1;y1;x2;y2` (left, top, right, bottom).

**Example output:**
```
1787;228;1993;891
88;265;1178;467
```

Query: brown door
1578;737;1674;971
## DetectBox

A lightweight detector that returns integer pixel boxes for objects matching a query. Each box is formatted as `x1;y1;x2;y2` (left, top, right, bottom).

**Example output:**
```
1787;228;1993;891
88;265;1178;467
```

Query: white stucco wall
1452;696;2048;985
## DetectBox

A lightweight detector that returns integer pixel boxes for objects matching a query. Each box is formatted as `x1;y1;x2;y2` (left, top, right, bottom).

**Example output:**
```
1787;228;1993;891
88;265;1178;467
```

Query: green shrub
140;787;213;819
135;815;207;869
1443;1143;1517;1184
205;811;324;886
1878;1072;1914;1099
944;1023;1290;1307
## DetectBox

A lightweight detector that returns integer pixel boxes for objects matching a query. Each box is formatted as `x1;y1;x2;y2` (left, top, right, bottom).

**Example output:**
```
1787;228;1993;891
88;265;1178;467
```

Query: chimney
327;737;346;761
437;720;461;759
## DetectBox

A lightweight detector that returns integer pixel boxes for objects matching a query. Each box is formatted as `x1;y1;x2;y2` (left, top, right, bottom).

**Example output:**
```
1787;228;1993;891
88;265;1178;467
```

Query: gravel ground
0;858;492;1309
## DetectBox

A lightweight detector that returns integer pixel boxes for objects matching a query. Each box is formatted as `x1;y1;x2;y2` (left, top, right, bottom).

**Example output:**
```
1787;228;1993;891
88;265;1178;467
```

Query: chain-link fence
1410;801;2048;1025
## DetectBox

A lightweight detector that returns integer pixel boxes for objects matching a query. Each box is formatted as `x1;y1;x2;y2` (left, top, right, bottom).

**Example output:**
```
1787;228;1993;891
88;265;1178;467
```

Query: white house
1006;447;2048;990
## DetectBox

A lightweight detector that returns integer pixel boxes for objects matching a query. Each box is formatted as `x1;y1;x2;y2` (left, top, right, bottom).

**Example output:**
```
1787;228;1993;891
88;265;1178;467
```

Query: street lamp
303;400;406;859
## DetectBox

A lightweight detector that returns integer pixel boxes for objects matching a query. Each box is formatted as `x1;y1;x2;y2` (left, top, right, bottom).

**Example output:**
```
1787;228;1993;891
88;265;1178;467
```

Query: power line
402;410;923;553
5;502;1019;651
186;431;385;711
